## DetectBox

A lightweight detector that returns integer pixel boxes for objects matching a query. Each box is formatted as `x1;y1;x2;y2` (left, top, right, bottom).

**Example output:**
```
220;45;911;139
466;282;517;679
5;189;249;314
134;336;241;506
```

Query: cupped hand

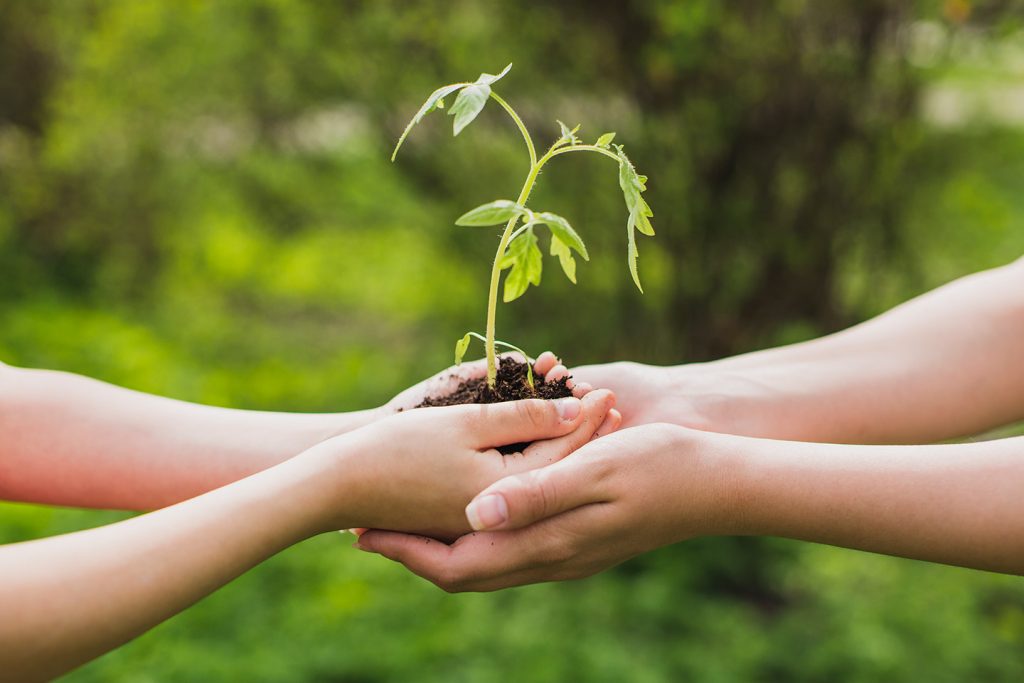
316;388;621;540
383;351;595;414
355;424;738;591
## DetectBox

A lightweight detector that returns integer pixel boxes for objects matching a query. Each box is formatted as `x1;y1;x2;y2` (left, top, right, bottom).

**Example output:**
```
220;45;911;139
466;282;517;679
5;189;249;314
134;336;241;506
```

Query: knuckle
518;399;551;429
551;535;579;564
584;453;612;483
526;530;577;567
522;470;557;519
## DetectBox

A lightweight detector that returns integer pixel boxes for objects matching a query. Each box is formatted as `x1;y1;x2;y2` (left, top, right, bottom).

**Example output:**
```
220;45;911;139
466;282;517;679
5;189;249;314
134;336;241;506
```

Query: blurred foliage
2;0;1024;680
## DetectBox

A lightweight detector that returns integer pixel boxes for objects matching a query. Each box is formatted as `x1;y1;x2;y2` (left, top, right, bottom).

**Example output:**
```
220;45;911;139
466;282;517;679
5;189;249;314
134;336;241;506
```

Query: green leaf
454;332;472;365
627;217;643;293
635;197;655;236
449;83;491;136
596;132;616;147
534;211;589;260
550;235;577;284
392;65;513;159
491;336;535;390
476;63;512;86
615;145;654;291
500;230;543;302
455;200;526;226
555;120;582;147
392;82;468;161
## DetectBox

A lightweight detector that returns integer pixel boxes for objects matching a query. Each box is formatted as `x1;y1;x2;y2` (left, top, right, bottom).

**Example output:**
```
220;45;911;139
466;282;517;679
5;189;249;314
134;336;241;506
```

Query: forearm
716;432;1024;574
689;258;1024;442
0;365;378;509
0;446;346;682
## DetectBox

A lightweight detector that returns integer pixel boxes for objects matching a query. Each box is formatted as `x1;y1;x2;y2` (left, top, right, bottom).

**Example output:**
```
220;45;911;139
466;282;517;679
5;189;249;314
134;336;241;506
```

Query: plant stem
549;144;621;163
490;92;537;167
485;163;541;386
483;98;620;388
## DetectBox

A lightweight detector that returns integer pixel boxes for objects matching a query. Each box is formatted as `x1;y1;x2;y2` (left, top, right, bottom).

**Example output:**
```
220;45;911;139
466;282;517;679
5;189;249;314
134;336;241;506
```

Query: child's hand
382;351;594;415
307;389;619;540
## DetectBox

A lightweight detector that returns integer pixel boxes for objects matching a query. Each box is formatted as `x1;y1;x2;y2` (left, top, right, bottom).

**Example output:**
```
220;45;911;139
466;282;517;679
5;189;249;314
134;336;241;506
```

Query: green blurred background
3;0;1024;680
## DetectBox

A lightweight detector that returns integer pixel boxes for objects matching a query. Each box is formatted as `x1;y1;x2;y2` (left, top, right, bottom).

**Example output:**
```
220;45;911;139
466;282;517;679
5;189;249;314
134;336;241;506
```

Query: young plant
392;63;655;391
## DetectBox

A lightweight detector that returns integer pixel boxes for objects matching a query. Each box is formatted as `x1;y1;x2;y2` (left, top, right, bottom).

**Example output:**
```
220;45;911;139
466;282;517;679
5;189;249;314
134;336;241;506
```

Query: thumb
454;397;584;449
464;454;601;531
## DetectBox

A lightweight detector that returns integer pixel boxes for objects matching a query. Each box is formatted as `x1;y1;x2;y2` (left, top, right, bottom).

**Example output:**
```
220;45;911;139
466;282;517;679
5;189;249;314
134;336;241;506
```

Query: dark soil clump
415;356;573;453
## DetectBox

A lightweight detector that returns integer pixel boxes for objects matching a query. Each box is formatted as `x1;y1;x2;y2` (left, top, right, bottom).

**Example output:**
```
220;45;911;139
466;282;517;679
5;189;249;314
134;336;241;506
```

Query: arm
356;424;1024;590
0;363;377;510
0;392;617;681
574;257;1024;443
0;354;573;510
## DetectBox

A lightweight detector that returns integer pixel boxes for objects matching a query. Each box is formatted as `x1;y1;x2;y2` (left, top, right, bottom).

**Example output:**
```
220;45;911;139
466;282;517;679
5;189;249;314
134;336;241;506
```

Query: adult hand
315;389;621;540
355;423;736;590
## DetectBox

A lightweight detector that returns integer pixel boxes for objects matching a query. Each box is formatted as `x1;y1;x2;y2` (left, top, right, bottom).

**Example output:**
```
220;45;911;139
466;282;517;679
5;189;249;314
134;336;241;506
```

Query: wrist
284;432;369;537
661;425;762;537
665;361;793;440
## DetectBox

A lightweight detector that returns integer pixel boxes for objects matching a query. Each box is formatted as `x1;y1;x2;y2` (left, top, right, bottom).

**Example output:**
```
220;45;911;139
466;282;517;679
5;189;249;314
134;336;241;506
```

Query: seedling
392;63;655;391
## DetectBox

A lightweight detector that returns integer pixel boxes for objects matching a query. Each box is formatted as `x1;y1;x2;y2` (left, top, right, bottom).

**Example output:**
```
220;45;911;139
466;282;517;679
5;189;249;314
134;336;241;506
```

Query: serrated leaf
499;228;532;268
627;217;643;292
454;332;472;365
550;235;577;284
456;199;525;226
500;230;543;302
535;211;589;260
476;63;512;86
449;83;491;136
596;132;616;147
635;197;655;236
392;82;468;161
615;146;654;291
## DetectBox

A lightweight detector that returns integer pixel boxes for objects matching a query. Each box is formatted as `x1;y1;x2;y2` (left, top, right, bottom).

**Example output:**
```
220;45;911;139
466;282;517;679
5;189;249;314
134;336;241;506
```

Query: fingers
356;529;526;592
533;351;560;376
358;504;611;592
465;443;610;532
594;408;622;439
544;363;569;384
571;381;592;398
505;389;614;471
450;396;584;448
536;353;585;392
355;531;456;584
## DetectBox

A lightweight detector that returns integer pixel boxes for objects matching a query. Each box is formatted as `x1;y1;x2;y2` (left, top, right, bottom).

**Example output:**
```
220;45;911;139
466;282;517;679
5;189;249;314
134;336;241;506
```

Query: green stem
548;144;621;163
465;332;535;389
490;92;537;167
485;163;541;387
482;101;620;388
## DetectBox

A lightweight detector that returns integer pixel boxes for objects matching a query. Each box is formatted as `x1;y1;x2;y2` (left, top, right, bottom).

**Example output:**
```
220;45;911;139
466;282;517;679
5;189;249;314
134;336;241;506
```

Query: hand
355;423;737;591
383;351;596;414
570;360;750;434
308;390;621;540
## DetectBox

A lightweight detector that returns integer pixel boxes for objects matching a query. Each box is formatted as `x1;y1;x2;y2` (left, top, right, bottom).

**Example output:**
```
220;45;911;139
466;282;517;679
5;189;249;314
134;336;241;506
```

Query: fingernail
555;397;581;421
466;494;508;531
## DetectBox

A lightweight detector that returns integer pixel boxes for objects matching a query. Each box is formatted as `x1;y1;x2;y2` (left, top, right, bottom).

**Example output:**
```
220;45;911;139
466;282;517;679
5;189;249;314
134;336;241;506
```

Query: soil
415;356;574;454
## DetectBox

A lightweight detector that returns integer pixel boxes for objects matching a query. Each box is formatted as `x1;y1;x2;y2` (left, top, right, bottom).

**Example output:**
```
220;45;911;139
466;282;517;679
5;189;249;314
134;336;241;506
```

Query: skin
357;424;1024;590
356;258;1024;588
0;356;620;680
0;353;602;510
569;257;1024;444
